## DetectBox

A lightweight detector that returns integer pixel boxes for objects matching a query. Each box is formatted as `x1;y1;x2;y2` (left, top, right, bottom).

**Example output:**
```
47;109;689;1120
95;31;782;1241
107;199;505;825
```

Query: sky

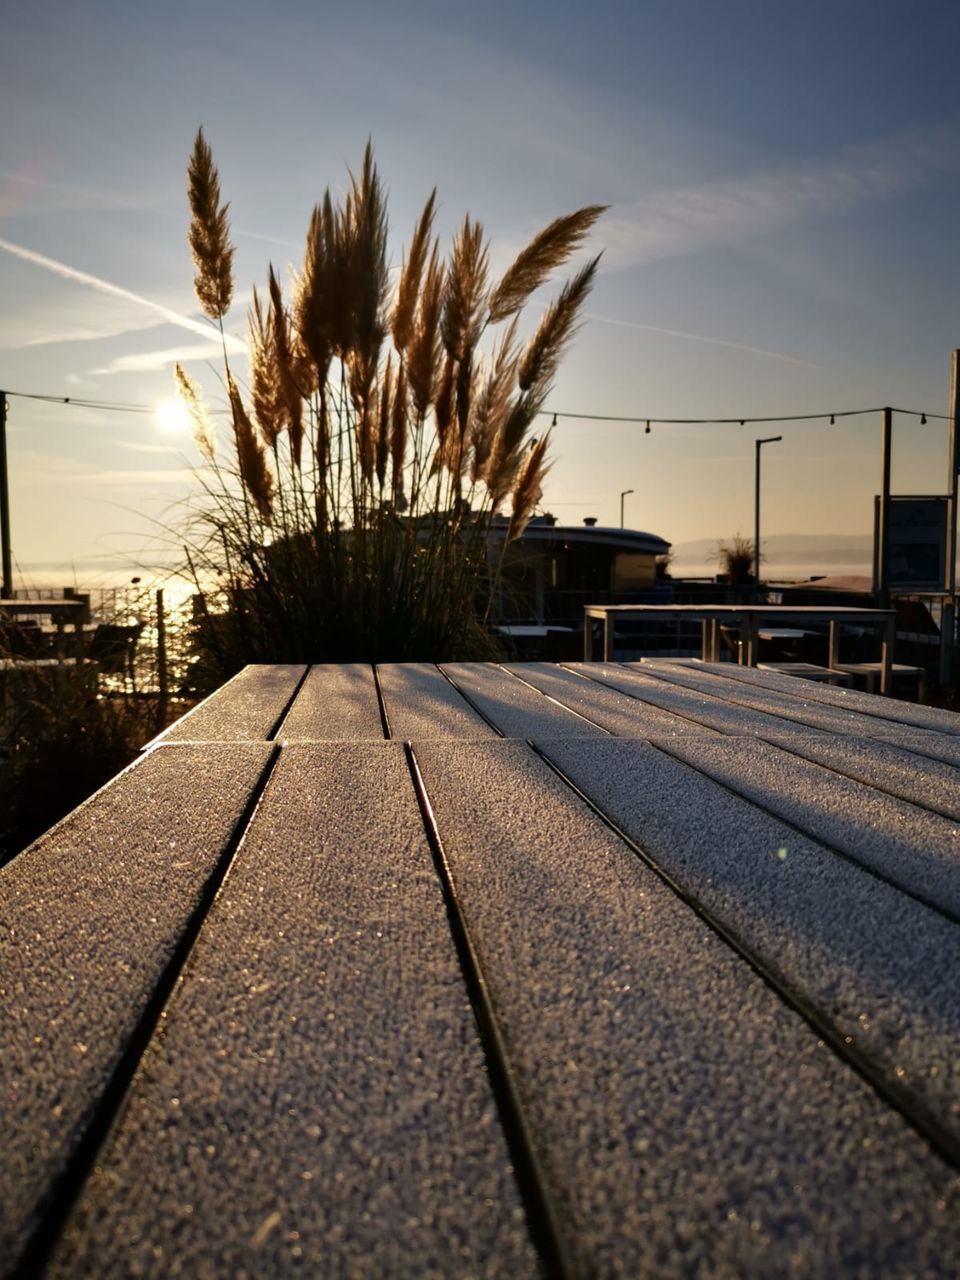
2;0;959;584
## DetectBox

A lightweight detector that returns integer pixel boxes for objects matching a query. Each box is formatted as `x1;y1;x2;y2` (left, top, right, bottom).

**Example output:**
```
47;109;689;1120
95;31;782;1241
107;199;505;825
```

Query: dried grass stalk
518;255;600;394
507;435;551;543
248;287;285;448
344;141;389;410
268;266;304;465
470;317;518;483
434;352;456;453
488;205;606;323
448;353;478;475
295;194;335;382
485;389;541;510
175;363;216;462
188;129;234;321
482;253;600;503
441;217;488;361
392;191;436;354
376;354;393;489
329;193;356;358
390;361;408;500
354;397;375;482
407;244;444;418
227;371;274;521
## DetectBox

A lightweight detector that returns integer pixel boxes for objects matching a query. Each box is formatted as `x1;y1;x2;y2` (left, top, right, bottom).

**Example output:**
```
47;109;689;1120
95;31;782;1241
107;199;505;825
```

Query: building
489;516;671;654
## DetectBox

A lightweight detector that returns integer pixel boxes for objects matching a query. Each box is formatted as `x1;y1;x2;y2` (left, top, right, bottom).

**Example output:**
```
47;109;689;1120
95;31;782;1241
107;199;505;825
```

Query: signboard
873;495;949;593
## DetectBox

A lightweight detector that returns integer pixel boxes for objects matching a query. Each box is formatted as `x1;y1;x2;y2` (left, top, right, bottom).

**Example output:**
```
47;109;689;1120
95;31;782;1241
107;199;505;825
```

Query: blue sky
2;0;959;582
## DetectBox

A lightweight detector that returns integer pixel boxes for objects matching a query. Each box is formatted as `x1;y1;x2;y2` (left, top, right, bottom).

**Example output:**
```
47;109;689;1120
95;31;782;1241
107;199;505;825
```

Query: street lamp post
620;488;634;529
754;437;782;585
0;392;11;598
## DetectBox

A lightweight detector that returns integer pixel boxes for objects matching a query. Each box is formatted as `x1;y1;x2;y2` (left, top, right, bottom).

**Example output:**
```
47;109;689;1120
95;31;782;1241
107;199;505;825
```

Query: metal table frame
583;604;897;693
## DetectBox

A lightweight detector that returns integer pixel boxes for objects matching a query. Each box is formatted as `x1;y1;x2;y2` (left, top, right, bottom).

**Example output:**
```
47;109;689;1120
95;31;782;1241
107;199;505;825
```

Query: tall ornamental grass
177;130;603;679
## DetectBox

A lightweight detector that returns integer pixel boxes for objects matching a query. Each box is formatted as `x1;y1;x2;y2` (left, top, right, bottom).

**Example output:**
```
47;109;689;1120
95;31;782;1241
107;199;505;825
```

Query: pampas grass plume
188;129;234;321
227;371;274;522
488;205;606;323
175;363;216;463
507;435;551;543
392;191;436;354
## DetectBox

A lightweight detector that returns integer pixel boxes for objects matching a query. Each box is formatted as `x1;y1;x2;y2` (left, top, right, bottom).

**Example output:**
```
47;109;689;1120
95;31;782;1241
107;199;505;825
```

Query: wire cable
1;388;952;425
542;406;950;426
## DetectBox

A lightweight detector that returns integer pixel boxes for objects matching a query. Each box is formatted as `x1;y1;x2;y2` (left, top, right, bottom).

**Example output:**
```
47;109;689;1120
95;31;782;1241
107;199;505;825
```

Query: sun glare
155;397;191;434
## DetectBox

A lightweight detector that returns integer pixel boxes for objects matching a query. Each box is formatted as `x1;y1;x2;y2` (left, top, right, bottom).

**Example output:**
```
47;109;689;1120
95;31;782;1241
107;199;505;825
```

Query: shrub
177;132;603;683
715;533;756;585
0;667;168;864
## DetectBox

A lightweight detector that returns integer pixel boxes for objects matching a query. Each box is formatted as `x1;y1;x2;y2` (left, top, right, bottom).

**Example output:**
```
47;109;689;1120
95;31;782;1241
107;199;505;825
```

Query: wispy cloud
0;304;178;352
0;168;299;248
0;165;150;217
0;236;247;354
115;441;182;456
601;131;954;271
16;452;197;488
0;285;254;354
585;312;818;368
89;343;226;376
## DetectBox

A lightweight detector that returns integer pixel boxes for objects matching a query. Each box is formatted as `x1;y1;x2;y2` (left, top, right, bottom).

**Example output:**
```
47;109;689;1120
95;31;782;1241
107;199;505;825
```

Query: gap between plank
266;664;313;740
404;741;577;1280
529;737;960;1178
12;744;284;1279
372;663;392;740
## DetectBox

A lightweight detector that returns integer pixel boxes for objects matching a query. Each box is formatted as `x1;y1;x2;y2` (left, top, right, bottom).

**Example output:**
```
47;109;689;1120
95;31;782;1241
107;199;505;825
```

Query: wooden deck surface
4;660;960;1277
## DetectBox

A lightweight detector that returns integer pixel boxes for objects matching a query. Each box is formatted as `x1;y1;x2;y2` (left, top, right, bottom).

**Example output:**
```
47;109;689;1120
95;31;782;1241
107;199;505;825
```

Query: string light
0;388;949;426
542;405;947;426
3;389;230;416
4;391;156;414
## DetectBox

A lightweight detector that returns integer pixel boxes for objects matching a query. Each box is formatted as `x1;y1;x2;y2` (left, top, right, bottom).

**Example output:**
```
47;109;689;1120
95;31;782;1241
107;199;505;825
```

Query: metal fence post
942;351;960;685
156;588;168;723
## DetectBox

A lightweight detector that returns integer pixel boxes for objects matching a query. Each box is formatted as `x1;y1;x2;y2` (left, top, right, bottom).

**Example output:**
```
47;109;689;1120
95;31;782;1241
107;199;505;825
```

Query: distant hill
670;533;873;576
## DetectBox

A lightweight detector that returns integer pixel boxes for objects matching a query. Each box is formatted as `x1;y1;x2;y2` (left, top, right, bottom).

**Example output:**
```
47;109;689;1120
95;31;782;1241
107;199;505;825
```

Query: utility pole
875;407;893;608
942;352;960;684
754;436;781;585
0;391;11;598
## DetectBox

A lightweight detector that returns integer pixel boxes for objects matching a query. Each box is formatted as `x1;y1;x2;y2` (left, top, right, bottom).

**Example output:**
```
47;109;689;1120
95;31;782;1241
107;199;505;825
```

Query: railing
6;586;195;699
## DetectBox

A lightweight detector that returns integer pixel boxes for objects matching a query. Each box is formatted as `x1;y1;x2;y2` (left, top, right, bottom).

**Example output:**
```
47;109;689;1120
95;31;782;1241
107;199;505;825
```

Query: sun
155;396;192;434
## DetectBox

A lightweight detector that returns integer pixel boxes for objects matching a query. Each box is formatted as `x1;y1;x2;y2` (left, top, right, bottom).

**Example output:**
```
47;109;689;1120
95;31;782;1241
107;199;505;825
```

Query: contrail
0;170;300;249
0;235;246;354
586;311;818;369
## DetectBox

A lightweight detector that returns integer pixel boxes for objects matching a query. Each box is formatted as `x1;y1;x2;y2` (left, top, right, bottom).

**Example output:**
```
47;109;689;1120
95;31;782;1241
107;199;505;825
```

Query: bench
756;660;852;685
830;660;927;701
4;661;960;1275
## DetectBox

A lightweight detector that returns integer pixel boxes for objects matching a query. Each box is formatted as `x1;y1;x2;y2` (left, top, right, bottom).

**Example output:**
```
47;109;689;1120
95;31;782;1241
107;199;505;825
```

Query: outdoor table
0;599;90;659
3;660;960;1276
583;603;897;692
755;627;814;639
0;599;88;623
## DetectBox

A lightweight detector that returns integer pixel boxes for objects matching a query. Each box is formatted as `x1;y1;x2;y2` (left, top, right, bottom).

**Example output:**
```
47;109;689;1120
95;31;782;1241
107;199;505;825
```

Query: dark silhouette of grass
0;671;184;865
